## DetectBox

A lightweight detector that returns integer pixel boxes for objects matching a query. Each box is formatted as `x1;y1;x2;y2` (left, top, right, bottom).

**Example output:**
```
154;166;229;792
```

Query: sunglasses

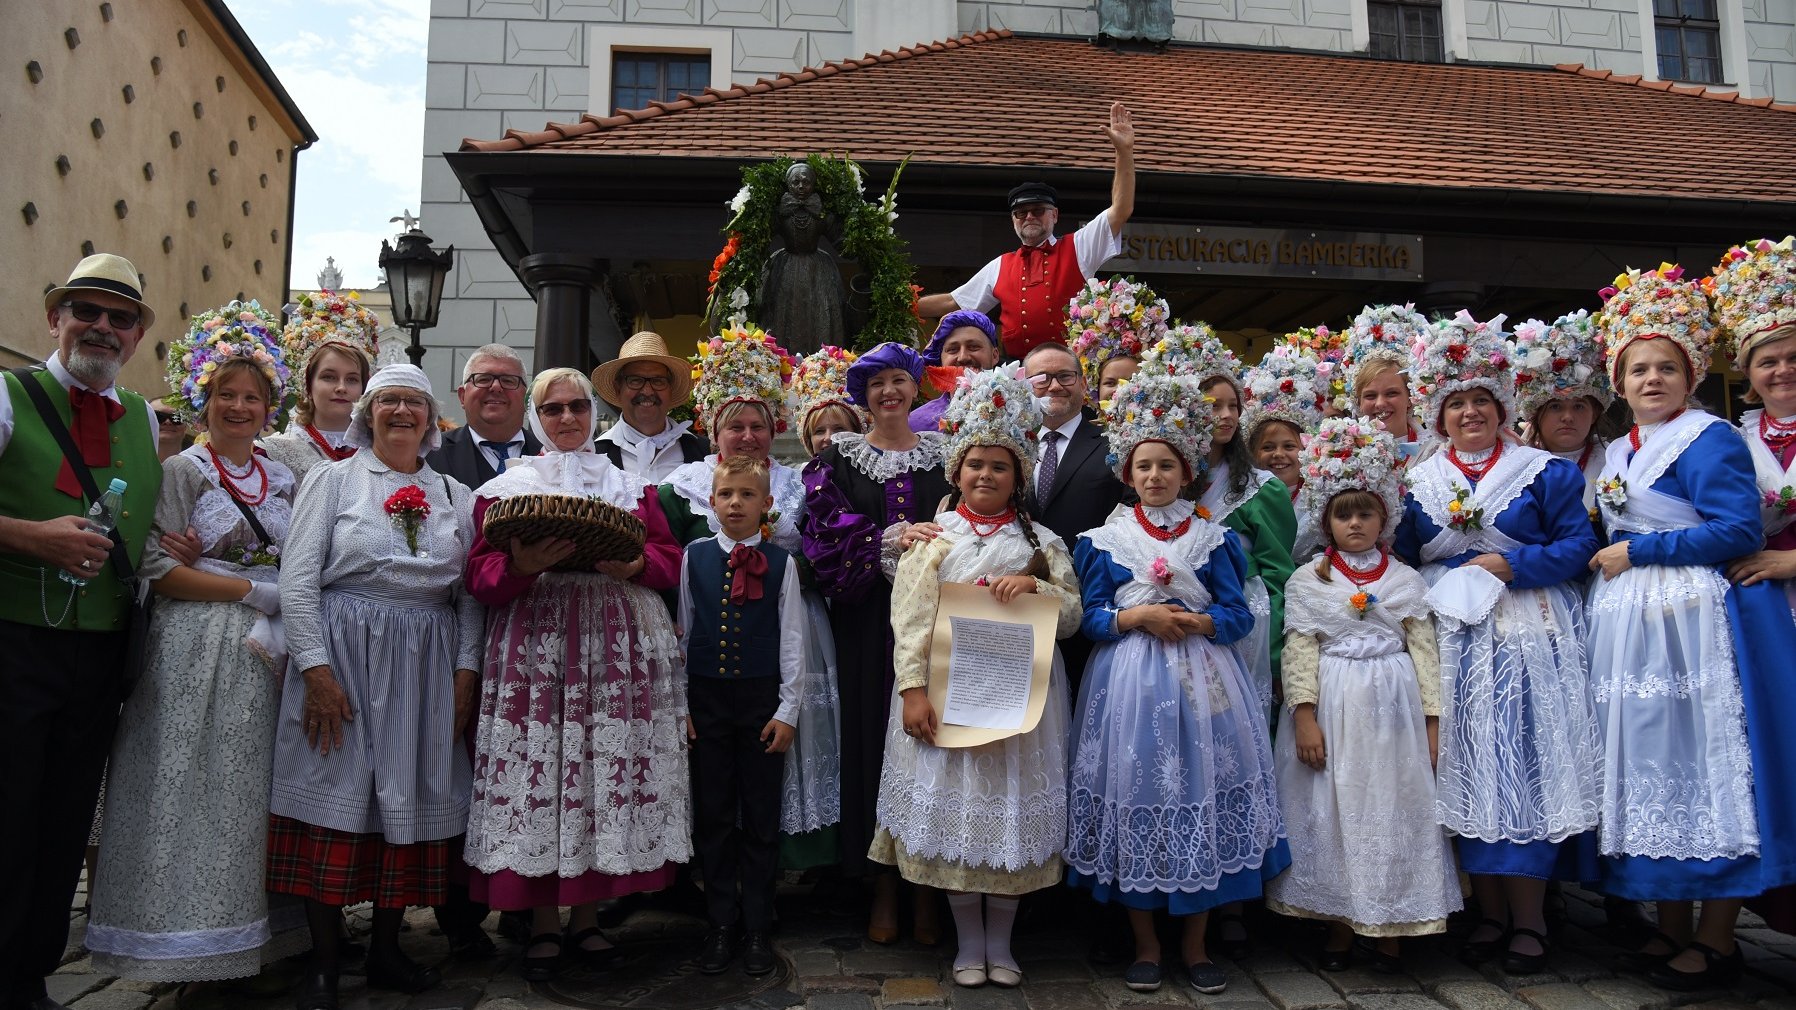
155;412;182;427
61;299;141;330
536;400;593;418
1011;206;1053;221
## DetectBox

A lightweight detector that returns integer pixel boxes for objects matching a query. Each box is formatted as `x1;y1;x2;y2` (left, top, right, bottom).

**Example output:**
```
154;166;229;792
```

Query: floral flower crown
1710;237;1796;369
1594;263;1716;387
167;301;292;432
1408;310;1514;426
789;345;866;434
281;289;380;394
1513;309;1611;421
940;367;1043;484
1067;275;1170;388
1276;324;1349;410
1138;321;1242;396
689;323;795;435
1241;344;1324;444
1099;372;1214;481
1292;415;1404;559
1345;304;1428;397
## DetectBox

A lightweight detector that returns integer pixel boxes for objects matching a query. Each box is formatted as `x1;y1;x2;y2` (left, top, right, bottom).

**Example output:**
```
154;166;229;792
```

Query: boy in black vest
678;454;802;976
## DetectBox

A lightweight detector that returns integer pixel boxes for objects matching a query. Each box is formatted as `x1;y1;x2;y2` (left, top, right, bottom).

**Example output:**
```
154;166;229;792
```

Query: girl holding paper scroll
871;368;1082;992
1064;372;1286;997
1393;311;1600;977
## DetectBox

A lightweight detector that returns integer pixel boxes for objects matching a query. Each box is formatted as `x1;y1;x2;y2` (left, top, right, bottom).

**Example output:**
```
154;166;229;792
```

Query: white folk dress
1264;555;1462;936
88;446;307;981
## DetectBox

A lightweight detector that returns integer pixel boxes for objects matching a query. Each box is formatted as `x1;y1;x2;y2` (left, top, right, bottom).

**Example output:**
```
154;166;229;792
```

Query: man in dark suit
427;343;541;491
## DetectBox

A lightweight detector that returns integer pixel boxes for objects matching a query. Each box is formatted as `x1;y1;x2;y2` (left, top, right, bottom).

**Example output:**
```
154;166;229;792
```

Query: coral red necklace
207;443;269;506
1628;408;1686;454
1447;440;1502;482
1327;547;1389;586
956;503;1014;537
303;423;356;461
1759;412;1796;458
1135;503;1191;542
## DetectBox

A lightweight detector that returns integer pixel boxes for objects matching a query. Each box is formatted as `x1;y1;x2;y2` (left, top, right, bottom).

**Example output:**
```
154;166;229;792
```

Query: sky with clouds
232;0;429;292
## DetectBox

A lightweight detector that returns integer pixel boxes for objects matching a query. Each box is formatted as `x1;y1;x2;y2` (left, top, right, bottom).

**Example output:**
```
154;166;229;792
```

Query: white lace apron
1204;466;1275;713
1587;412;1758;861
1408;446;1603;843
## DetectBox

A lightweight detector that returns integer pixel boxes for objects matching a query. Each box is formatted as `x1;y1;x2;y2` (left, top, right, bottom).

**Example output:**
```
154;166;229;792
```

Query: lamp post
379;223;455;366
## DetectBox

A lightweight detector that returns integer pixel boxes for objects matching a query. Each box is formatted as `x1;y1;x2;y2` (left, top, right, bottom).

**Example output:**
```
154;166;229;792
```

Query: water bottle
61;477;126;586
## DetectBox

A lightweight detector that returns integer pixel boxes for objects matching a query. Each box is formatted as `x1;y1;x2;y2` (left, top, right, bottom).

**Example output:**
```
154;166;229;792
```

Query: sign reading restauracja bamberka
1102;223;1425;282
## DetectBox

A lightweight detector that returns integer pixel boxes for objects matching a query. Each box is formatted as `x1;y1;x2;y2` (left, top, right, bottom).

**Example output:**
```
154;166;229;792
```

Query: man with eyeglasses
915;102;1136;361
428;344;542;491
0;253;164;1010
593;331;708;481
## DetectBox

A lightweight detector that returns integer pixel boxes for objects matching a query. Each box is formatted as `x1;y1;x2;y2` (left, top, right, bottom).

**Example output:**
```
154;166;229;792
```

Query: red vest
993;239;1087;360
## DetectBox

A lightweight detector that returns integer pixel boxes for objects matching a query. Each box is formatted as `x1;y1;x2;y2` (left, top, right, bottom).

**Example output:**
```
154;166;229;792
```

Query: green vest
0;368;161;631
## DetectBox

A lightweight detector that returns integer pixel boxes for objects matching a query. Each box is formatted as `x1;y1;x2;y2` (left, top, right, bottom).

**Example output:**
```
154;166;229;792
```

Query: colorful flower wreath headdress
940;367;1043;483
280;289;380;393
1138;321;1242;398
1409;310;1515;427
1067;275;1170;388
789;345;866;437
689;323;796;436
1345;304;1428;398
1710;237;1796;370
167;301;292;432
1594;263;1716;388
1099;372;1214;481
1279;324;1350;411
1292;415;1405;559
1512;309;1611;422
1241;344;1325;445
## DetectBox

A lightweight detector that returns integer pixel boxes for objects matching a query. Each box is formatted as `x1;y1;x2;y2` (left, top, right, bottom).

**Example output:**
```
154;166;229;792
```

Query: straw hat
591;331;694;408
44;253;156;329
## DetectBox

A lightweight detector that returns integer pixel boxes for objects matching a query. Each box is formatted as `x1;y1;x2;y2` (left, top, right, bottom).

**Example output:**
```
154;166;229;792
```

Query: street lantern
379;221;454;365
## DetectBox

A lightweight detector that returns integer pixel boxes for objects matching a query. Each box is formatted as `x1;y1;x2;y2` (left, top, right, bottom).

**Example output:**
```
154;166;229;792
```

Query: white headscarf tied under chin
481;369;649;509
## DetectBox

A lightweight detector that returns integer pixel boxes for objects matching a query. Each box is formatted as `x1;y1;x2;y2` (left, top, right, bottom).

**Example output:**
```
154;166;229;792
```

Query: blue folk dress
1396;443;1601;879
1064;501;1290;914
1588;413;1796;900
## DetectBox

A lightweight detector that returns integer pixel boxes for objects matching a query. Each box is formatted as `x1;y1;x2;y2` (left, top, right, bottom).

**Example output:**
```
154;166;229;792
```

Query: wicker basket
481;493;646;571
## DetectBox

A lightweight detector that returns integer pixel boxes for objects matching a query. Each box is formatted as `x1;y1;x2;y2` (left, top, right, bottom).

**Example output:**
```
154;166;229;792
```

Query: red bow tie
728;542;768;605
57;386;126;499
1018;243;1050;286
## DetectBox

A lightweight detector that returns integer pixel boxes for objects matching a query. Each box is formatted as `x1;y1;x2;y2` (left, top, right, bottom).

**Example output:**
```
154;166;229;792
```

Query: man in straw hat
0;253;163;1010
595;331;709;481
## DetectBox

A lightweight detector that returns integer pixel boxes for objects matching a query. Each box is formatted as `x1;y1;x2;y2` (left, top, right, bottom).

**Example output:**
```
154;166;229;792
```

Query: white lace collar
1337;546;1384;568
180;443;296;497
1453;442;1498;464
1136;499;1195;529
832;430;948;483
477;447;649;509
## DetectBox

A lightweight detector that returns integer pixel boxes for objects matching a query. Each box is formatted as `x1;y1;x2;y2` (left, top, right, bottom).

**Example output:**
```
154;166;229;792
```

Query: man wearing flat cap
0;253;162;1010
917;102;1136;361
593;331;709;481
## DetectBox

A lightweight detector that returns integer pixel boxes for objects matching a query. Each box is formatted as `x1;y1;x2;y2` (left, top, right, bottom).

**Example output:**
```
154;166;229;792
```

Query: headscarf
481;368;648;508
345;363;444;455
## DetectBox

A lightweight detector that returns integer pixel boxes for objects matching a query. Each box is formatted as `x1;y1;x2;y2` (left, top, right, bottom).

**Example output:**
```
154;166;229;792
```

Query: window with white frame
1367;0;1444;62
1653;0;1723;83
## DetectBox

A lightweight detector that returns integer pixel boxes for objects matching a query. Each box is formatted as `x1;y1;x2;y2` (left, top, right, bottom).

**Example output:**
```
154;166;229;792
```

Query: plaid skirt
265;814;449;909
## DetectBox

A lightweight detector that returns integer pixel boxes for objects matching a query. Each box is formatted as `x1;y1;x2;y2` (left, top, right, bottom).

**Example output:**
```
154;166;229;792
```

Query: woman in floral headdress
1065;372;1286;996
1585;261;1796;989
874;368;1080;990
1068;276;1169;406
1395;310;1600;976
802;340;954;942
912;310;1001;435
261;290;380;483
1514;312;1610;516
794;345;866;458
1242;345;1326;510
1346;305;1429;449
1283;324;1351;418
659;327;842;869
88;305;304;982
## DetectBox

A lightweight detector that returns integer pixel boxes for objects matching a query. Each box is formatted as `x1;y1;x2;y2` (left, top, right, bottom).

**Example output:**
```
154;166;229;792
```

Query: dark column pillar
519;253;602;371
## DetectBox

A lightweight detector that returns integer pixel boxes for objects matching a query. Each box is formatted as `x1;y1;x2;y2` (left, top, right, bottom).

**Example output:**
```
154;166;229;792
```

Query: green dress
1202;464;1296;718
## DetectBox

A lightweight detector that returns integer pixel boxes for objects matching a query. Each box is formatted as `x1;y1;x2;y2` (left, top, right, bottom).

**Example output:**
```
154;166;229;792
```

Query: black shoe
446;927;497;962
364;950;442;994
1613;930;1681;972
1213;911;1250;960
1320;945;1353;972
497;909;533;944
743;931;776;976
1501;927;1550;975
1458;917;1509;965
1187;961;1228;994
1124;960;1163;992
1370;948;1404;975
696;928;739;975
518;932;564;982
566;925;623;969
294;971;338;1010
1647;941;1743;991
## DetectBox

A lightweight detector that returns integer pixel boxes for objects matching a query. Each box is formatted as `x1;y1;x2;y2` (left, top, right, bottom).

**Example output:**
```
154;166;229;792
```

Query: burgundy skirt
468;865;676;911
266;814;450;909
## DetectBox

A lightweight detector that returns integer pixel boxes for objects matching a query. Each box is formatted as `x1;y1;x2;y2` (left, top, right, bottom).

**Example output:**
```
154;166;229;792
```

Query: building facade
420;0;1796;391
1;0;315;399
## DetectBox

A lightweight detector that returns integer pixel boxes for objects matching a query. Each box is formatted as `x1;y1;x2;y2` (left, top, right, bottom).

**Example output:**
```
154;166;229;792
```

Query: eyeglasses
1027;370;1082;391
466;372;524;390
619;374;672;392
154;412;181;427
1011;206;1053;221
61;300;141;331
536;400;593;418
373;393;430;410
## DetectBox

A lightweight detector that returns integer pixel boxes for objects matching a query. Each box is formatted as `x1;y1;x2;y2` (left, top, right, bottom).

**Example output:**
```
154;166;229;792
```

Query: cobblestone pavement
51;880;1796;1010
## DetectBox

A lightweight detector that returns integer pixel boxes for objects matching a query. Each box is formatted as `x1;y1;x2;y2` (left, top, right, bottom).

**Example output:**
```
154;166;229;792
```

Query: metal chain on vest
39;567;76;628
